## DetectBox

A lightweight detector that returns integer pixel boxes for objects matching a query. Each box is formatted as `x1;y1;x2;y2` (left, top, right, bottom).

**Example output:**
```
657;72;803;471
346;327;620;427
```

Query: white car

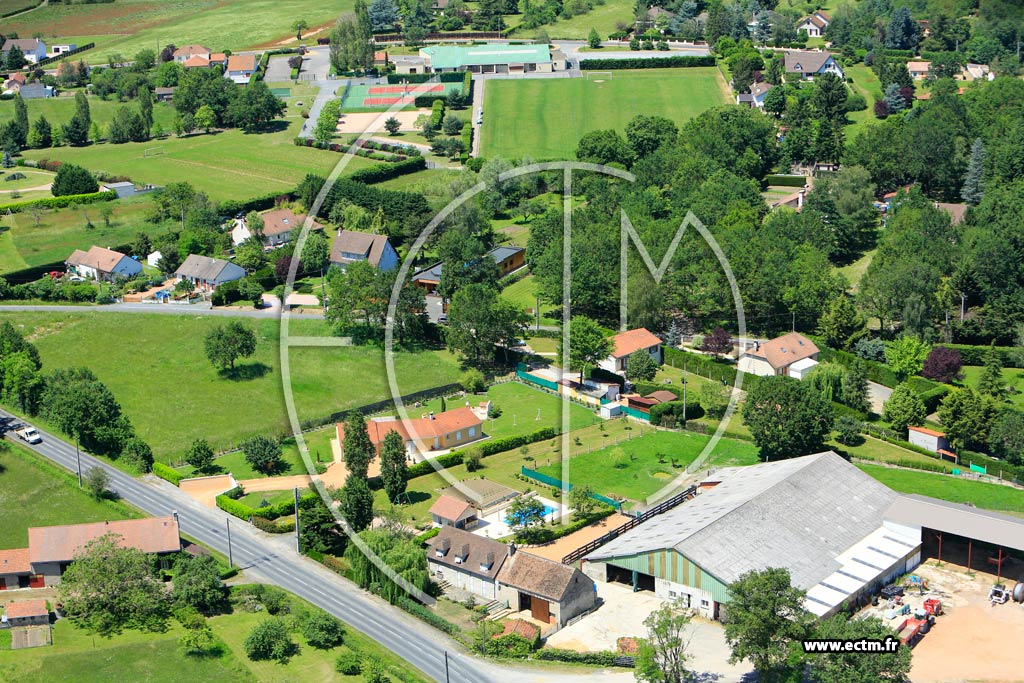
14;426;41;444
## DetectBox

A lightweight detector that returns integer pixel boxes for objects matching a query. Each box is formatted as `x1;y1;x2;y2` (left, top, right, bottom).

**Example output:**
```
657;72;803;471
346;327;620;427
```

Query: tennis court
269;87;291;98
340;82;463;111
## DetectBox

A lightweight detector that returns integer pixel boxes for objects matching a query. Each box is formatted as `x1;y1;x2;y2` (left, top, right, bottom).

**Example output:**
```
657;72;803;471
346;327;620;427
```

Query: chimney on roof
172;510;179;524
429;411;435;420
507;542;516;557
754;341;759;351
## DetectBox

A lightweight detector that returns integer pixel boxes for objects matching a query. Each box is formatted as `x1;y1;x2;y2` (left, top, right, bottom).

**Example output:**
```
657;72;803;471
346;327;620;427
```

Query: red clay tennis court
362;96;415;106
368;84;444;94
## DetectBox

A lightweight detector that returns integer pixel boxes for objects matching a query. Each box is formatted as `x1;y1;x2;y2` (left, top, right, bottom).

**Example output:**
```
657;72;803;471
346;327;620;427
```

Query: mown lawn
857;463;1024;516
0;442;139;549
16;118;381;202
958;365;1024;412
508;0;635;39
537;428;759;504
237;488;298;508
0;196;169;273
0;94;178;136
845;64;884;139
5;312;462;463
481;67;728;159
501;274;560;325
1;0;352;60
835;434;957;473
413;381;600;440
0;584;429;683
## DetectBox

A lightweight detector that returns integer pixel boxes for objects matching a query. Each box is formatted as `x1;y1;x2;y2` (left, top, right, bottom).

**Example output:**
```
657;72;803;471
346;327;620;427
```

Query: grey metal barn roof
586;452;898;589
885;494;1024;551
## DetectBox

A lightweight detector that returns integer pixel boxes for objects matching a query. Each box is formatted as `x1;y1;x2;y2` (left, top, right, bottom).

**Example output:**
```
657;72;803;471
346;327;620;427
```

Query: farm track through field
3;0;46;19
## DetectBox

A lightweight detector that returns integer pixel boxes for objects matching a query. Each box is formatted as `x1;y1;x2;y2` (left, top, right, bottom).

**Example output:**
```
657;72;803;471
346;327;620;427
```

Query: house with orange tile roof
173;45;212;63
3;598;49;626
429;494;479;529
65;245;142;282
225;54;257;84
232;207;323;247
598;327;663;375
797;10;830;38
337;406;484;459
0;517;180;589
737;332;819;377
182;54;212;69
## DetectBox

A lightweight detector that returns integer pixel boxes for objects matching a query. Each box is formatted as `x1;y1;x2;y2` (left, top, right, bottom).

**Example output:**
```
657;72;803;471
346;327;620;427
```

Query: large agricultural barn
582;452;923;620
393;44;566;75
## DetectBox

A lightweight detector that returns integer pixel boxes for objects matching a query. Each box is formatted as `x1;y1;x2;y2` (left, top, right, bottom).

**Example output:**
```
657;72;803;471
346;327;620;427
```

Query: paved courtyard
546;582;754;682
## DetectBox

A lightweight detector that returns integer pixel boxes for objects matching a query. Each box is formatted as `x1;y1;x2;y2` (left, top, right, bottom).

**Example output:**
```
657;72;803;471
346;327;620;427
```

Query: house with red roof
173;45;212;63
65;246;142;282
0;517;180;589
598;327;663;375
3;599;49;626
337;406;484;459
737;332;819;377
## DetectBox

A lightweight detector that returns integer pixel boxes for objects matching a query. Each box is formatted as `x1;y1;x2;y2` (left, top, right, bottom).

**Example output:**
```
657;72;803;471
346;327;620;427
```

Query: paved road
0;303;323;319
1;410;635;683
867;380;892;414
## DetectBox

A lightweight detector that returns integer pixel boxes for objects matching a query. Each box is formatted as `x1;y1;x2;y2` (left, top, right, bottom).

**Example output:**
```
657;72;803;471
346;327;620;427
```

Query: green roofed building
394;44;566;75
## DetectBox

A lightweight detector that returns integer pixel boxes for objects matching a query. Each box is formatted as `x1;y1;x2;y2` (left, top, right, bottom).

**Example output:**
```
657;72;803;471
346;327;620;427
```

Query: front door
530;596;550;623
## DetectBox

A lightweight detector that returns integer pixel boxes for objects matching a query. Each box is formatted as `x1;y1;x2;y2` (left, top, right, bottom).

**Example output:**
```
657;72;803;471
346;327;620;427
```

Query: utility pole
75;434;82;487
293;486;301;553
226;518;234;568
682;360;687;426
960;292;966;322
444;651;450;683
791;311;796;332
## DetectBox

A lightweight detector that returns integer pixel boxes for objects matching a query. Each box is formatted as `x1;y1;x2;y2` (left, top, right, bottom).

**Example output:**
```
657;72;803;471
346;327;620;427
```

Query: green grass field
500;274;560;325
0;196;169;273
415;381;600;440
845;64;884;138
0;585;429;683
506;0;634;39
481;67;729;159
857;463;1024;516
14;108;380;202
237;488;297;508
959;365;1024;412
0;95;178;136
5;312;462;463
537;429;759;504
1;0;353;60
0;442;139;549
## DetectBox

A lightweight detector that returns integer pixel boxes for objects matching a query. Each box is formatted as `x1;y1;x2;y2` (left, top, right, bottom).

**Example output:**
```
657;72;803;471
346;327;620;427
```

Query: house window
701;599;710;608
469;427;476;437
456;431;462;441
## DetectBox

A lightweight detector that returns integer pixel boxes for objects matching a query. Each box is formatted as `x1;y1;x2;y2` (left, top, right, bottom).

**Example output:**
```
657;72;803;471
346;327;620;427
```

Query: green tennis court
270;87;291;98
340;82;463;111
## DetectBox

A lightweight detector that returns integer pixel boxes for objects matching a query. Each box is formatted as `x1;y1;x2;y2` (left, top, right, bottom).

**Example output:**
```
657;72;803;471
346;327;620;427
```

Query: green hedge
152;462;183;485
764;174;808;187
462;70;472;95
396;597;460;635
348;156;426;185
416;94;448;108
817;347;899;388
414;527;441;545
460;121;472;154
252;516;295;533
403;427;558;481
905;376;951;413
942;344;1021;368
216;490;317;521
579;55;715;70
0;190;117;214
535;649;621;665
430;99;445;127
663;347;738;383
386;72;465;84
650;401;705;425
219;191;292;216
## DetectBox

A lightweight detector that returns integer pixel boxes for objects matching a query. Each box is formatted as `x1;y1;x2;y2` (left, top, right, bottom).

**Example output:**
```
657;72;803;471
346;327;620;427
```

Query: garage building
582;452;922;620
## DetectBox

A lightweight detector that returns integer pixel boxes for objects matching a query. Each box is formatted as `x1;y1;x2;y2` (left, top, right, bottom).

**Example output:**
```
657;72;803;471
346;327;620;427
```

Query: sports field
481;68;729;159
0;0;351;60
340;82;463;111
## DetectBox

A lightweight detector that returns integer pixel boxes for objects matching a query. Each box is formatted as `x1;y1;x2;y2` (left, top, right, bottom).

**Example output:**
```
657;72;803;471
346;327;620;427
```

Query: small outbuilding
3;599;49;627
907;426;949;454
497;548;597;627
429;494;479;530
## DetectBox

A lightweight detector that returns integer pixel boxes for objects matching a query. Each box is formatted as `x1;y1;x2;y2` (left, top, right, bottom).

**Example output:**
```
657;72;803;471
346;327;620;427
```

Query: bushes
430;99;445;128
590;366;625;387
535;648;621;665
578;55;715;70
487;632;537;657
153;461;184;485
663;347;738;384
395;597;460;635
348;156;426;184
216;490;317;521
817;346;899;388
219;191;291;216
943;343;1021;368
251;516;296;533
402;427;557;480
414;94;449;107
0;190;117;214
764;174;807;187
649;400;705;426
